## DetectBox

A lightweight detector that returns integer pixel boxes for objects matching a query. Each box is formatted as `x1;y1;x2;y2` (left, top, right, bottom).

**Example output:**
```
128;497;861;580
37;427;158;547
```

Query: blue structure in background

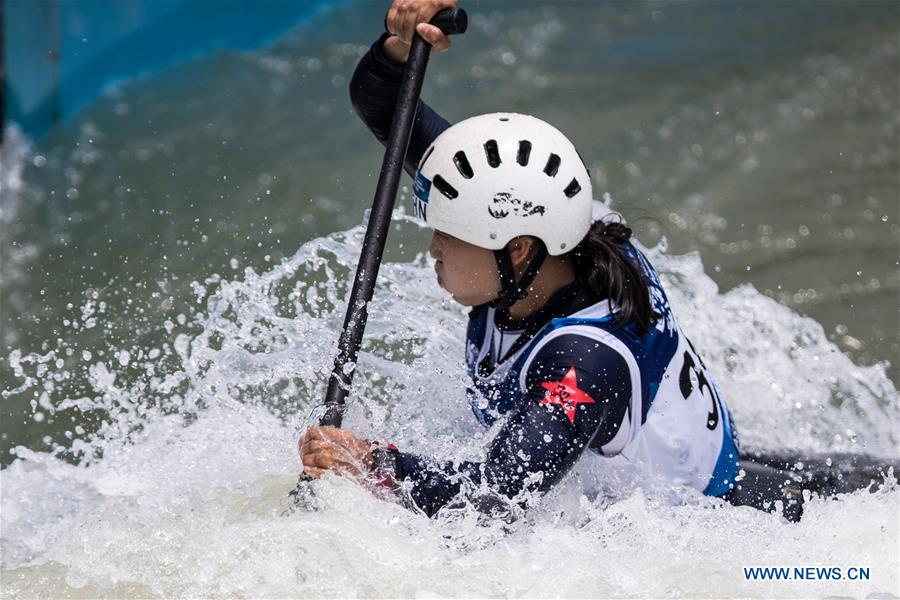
3;0;338;140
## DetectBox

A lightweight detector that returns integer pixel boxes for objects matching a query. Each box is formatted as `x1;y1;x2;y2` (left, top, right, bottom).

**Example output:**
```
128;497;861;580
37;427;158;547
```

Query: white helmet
412;113;593;256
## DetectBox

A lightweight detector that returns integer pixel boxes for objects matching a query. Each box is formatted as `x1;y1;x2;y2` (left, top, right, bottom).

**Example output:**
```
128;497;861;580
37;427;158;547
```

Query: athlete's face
429;230;500;306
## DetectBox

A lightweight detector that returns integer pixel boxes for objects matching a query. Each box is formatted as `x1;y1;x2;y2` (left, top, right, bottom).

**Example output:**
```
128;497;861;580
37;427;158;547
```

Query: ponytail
569;217;656;335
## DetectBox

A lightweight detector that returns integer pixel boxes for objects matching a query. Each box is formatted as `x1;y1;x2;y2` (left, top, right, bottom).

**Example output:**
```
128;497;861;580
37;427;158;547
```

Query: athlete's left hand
299;426;373;479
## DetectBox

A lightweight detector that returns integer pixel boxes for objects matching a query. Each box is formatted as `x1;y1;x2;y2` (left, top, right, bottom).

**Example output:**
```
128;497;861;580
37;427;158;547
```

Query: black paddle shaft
319;8;467;428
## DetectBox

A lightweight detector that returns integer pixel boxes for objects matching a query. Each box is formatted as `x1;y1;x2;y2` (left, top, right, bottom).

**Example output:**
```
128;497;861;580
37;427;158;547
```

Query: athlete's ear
507;236;538;269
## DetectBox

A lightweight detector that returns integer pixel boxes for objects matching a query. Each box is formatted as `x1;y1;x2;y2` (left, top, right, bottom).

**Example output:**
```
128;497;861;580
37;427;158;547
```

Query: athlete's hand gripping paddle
289;6;467;509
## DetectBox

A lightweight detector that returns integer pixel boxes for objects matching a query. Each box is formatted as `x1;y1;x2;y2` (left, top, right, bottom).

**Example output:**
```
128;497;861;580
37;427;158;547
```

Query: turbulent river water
1;1;898;597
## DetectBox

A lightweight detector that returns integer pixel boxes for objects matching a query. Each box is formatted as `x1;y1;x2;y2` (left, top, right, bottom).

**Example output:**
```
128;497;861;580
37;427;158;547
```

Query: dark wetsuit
349;34;893;522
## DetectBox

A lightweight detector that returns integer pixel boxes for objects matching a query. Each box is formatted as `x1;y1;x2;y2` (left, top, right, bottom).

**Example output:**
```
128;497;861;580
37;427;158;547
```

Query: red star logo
540;366;595;425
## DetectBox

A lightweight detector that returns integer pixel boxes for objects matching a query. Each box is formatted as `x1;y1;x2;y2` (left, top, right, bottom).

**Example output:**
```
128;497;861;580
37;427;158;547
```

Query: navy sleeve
349;33;452;177
388;334;633;517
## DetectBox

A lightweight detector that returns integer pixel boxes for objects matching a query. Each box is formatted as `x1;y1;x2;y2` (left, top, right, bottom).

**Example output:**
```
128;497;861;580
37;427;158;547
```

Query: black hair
569;216;657;335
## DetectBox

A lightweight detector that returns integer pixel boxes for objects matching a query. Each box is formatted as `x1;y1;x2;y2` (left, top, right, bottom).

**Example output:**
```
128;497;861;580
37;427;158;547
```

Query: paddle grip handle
385;7;468;36
428;7;468;34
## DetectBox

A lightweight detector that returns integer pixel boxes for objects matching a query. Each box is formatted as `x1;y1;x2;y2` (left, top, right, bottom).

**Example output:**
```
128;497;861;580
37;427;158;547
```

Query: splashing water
2;2;899;594
2;186;898;596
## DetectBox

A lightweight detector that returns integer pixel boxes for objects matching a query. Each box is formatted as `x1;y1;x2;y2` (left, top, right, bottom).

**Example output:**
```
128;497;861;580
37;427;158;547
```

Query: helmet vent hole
516;141;532;166
453;151;474;179
544;153;561;177
564;178;582;198
433;174;459;199
499;117;509;122
484;140;501;168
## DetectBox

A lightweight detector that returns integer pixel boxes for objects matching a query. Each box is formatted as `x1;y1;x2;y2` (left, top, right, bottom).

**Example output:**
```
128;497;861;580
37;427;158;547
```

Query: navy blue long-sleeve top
349;34;635;517
347;34;739;518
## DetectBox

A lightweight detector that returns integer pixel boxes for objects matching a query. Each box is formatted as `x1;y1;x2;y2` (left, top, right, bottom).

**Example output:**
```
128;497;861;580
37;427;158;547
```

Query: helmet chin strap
489;243;548;312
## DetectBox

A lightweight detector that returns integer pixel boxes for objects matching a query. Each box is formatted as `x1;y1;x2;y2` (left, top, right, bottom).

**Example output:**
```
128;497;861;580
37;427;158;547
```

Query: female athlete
297;0;869;520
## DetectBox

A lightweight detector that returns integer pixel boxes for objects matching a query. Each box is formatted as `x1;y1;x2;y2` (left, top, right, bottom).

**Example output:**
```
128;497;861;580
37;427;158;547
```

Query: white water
4;1;899;594
2;179;898;596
